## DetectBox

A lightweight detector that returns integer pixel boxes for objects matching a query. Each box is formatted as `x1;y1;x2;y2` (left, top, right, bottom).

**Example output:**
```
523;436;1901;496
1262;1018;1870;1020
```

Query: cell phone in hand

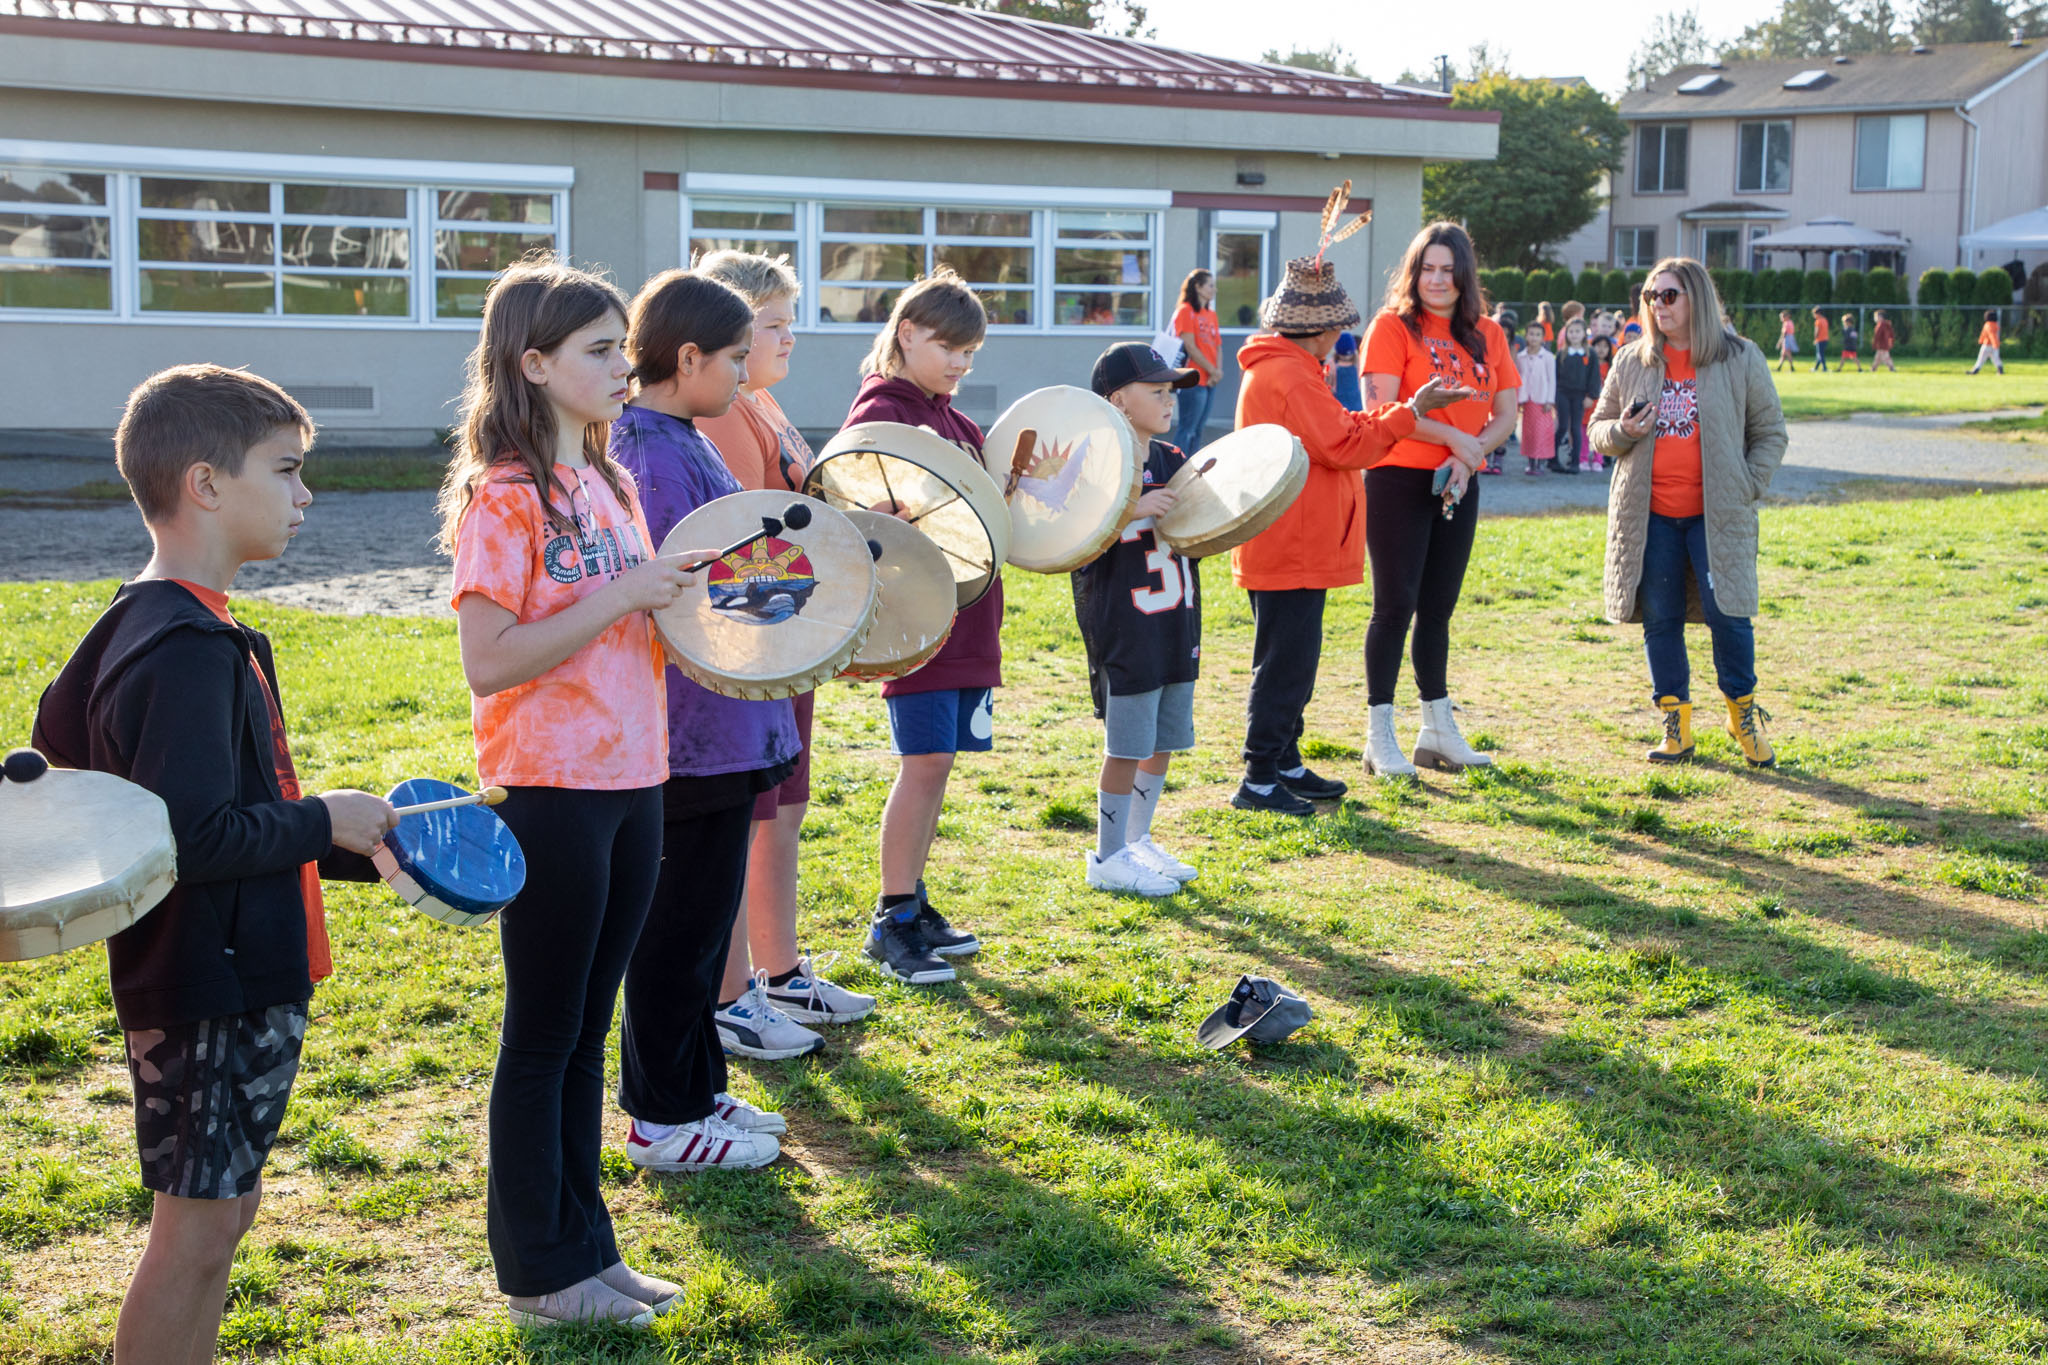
1625;399;1650;420
1431;462;1454;497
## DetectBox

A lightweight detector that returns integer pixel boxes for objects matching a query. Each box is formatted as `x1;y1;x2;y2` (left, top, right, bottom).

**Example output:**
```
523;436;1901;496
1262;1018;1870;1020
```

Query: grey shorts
125;1001;308;1199
1103;682;1197;760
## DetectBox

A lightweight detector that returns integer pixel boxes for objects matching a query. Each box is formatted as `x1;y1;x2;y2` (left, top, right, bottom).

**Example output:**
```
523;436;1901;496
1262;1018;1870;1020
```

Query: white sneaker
1085;846;1179;897
762;954;877;1025
1126;838;1198;883
716;971;825;1060
626;1114;779;1172
712;1091;786;1135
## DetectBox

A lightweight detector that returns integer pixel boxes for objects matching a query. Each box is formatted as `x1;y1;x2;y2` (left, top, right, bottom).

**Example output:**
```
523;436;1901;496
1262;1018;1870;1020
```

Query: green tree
1976;267;2015;305
1726;0;1904;58
1261;43;1363;76
1913;0;2043;43
1628;7;1715;88
930;0;1151;36
1422;75;1628;271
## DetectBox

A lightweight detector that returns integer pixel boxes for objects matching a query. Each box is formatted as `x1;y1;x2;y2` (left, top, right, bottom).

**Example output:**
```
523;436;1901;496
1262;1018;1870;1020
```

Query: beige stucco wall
0;31;1494;437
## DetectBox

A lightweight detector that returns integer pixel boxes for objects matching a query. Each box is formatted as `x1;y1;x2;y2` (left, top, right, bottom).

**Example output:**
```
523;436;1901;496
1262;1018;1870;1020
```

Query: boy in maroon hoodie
848;269;995;985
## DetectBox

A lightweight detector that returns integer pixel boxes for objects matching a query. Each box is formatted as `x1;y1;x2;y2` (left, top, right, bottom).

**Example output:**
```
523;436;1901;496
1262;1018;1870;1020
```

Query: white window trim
1210;222;1274;335
0;139;572;329
681;191;1164;337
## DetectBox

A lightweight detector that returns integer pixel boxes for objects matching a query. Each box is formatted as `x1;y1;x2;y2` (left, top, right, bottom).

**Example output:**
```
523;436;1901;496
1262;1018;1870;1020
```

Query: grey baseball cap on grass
1197;974;1314;1049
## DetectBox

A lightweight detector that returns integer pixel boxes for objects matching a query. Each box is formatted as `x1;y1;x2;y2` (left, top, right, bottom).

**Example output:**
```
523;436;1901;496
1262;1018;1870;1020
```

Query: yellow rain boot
1725;694;1776;768
1647;696;1694;764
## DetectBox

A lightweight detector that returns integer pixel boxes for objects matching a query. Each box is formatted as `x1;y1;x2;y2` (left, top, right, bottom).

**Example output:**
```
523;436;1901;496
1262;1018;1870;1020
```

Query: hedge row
1475;265;2017;311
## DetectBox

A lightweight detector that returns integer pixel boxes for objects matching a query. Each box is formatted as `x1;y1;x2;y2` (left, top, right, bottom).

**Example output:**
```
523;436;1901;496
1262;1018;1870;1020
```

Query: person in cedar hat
1228;183;1475;817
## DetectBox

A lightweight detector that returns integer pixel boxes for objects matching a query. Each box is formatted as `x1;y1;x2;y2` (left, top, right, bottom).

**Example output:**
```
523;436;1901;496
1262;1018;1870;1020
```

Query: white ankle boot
1413;696;1494;772
1365;703;1417;779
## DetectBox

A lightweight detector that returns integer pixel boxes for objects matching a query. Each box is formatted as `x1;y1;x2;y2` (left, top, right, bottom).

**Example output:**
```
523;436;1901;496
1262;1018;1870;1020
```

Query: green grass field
1768;357;2048;421
1;490;2045;1363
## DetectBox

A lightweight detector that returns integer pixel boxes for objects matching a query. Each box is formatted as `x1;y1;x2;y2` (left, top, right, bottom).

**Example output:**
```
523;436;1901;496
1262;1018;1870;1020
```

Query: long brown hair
1382;221;1487;369
1632;257;1733;368
437;257;632;554
625;271;754;389
859;267;987;378
1179;268;1213;310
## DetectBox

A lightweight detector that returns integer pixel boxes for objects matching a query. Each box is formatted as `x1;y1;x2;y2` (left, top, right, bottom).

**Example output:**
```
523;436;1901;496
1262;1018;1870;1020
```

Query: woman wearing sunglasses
1590;258;1788;768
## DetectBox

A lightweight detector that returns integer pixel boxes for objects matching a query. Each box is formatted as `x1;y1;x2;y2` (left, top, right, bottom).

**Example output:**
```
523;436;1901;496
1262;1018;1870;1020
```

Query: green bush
1866;266;1898;304
1801;270;1834;305
1720;269;1751;305
1834;270;1865;304
1978;268;2016;306
1602;269;1629;304
1576;267;1606;303
1945;268;1978;305
1917;269;1948;307
1476;269;1498;304
1493;268;1526;304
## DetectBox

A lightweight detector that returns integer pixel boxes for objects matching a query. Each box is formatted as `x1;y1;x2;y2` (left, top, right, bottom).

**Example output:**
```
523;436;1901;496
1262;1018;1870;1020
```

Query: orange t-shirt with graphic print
1362;310;1522;470
449;464;668;791
1172;301;1222;385
1650;346;1704;519
696;388;814;493
173;579;330;984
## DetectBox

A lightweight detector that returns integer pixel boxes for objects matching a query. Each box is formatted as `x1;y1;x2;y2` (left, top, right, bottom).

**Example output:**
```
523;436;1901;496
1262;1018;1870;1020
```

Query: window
1053;210;1151;327
1702;227;1741;269
810;203;1037;325
134;177;416;318
1635;124;1689;194
1737;121;1792;193
1747;224;1770;271
1855;114;1926;191
688;197;797;264
1212;227;1269;329
0;167;113;311
1614;227;1657;269
0;145;570;325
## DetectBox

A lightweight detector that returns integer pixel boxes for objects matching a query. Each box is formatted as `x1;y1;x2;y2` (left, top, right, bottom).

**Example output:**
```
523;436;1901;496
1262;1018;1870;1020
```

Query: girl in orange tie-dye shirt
437;259;709;1331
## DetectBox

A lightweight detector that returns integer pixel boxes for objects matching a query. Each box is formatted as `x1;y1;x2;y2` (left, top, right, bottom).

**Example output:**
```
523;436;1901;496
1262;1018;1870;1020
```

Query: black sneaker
914;879;981;956
1278;766;1348;801
1231;781;1314;816
865;908;956;984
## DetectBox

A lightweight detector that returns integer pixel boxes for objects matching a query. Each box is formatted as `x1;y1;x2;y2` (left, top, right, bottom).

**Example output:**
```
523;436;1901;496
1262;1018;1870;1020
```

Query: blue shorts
887;688;994;756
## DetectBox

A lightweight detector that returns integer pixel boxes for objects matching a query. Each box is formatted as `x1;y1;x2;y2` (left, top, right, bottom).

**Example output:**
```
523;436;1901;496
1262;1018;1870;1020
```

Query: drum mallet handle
392;786;508;817
678;502;814;573
1002;428;1038;500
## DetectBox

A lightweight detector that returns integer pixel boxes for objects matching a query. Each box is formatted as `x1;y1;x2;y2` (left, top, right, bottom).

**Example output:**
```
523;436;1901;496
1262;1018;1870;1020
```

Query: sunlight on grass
0;489;2044;1362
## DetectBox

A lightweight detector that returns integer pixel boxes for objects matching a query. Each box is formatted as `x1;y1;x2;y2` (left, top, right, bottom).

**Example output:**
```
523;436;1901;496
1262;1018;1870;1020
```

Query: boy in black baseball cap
1072;343;1204;897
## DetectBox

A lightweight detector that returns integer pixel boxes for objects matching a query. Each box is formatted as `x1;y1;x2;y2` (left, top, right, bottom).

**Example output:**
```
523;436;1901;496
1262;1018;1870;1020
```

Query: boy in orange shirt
1810;307;1831;372
1968;311;2004;375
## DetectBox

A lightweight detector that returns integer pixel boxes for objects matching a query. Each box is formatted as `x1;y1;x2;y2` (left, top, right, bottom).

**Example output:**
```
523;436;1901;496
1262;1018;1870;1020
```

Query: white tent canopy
1960;206;2048;251
1748;218;1911;251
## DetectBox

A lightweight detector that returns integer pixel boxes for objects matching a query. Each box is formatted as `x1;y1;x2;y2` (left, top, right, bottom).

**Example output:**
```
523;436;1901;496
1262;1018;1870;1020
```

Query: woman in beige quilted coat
1589;257;1788;767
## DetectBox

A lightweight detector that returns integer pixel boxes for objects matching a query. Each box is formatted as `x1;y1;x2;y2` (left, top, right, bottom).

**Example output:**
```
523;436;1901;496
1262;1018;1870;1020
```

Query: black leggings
1363;464;1479;706
617;792;755;1126
487;784;662;1297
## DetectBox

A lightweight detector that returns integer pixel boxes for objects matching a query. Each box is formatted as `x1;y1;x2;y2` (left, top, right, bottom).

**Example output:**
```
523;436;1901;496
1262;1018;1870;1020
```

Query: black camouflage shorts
124;1002;309;1199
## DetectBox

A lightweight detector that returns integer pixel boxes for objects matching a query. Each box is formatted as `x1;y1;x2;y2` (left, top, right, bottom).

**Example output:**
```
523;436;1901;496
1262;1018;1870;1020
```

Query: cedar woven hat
1258;180;1372;336
1197;974;1314;1049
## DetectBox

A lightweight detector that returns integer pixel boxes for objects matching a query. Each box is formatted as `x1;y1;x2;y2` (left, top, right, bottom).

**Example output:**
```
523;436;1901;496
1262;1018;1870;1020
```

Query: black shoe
1278;766;1348;801
1231;781;1314;816
865;908;956;984
913;879;980;956
1549;456;1578;475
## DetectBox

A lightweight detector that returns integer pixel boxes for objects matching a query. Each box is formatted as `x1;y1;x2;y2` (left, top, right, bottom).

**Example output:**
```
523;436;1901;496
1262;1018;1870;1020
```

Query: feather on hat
1259;181;1371;334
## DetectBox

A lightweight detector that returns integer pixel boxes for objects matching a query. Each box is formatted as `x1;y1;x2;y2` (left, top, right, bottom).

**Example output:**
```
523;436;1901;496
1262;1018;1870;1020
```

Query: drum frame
805;422;1010;610
1155;425;1311;561
839;508;958;682
983;387;1143;575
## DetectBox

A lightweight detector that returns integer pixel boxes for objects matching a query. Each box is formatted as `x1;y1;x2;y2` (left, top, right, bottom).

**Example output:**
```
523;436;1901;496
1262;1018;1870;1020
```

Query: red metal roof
1;0;1469;117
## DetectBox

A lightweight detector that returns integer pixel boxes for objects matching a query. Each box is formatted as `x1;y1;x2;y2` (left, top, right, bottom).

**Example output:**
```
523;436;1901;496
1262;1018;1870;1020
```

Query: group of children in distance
27;241;1254;1346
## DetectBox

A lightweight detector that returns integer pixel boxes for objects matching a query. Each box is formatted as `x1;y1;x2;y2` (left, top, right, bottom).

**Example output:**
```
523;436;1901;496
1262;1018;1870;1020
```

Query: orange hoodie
1230;333;1418;591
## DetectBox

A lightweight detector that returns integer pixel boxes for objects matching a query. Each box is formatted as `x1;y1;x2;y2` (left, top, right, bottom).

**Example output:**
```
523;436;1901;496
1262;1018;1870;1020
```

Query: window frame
1210;212;1276;336
1852;113;1928;193
0;139;572;328
1614;227;1658;270
1735;119;1793;195
0;165;119;314
681;186;1165;335
1634;123;1690;195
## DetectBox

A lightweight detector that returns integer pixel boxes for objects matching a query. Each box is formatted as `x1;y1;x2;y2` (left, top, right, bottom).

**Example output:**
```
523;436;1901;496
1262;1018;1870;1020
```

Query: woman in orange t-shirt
1170;269;1221;451
1968;310;2005;375
441;260;705;1328
1358;222;1519;780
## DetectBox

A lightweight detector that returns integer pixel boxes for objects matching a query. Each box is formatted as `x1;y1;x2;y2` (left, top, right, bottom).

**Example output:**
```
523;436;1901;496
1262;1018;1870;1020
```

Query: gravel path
3;411;2041;617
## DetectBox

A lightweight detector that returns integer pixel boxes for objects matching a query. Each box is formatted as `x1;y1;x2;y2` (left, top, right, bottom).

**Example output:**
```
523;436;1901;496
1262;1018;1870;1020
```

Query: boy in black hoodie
32;364;395;1365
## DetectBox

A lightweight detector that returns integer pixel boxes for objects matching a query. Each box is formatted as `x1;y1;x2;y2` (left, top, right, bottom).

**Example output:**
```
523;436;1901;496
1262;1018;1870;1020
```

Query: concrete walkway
3;411;2041;617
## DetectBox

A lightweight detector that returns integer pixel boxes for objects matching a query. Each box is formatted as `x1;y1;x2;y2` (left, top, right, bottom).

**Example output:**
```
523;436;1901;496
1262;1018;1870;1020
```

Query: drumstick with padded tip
392;786;508;817
1;748;49;783
679;502;813;572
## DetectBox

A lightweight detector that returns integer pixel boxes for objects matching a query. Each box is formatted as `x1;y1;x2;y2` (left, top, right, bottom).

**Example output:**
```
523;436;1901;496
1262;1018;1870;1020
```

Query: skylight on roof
1783;69;1833;89
1677;72;1726;94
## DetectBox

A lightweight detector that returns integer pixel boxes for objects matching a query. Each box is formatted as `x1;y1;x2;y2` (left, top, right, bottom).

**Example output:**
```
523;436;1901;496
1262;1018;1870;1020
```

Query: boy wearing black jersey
1073;343;1205;896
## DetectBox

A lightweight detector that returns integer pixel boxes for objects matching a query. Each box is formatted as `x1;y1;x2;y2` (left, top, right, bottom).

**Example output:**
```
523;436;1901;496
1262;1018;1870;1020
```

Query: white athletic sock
1096;789;1130;858
634;1119;677;1142
1280;765;1307;779
1129;773;1162;843
1244;781;1276;795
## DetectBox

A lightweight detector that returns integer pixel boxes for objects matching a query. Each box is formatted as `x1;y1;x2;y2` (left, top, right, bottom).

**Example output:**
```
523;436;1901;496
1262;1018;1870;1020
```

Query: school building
0;0;1499;443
